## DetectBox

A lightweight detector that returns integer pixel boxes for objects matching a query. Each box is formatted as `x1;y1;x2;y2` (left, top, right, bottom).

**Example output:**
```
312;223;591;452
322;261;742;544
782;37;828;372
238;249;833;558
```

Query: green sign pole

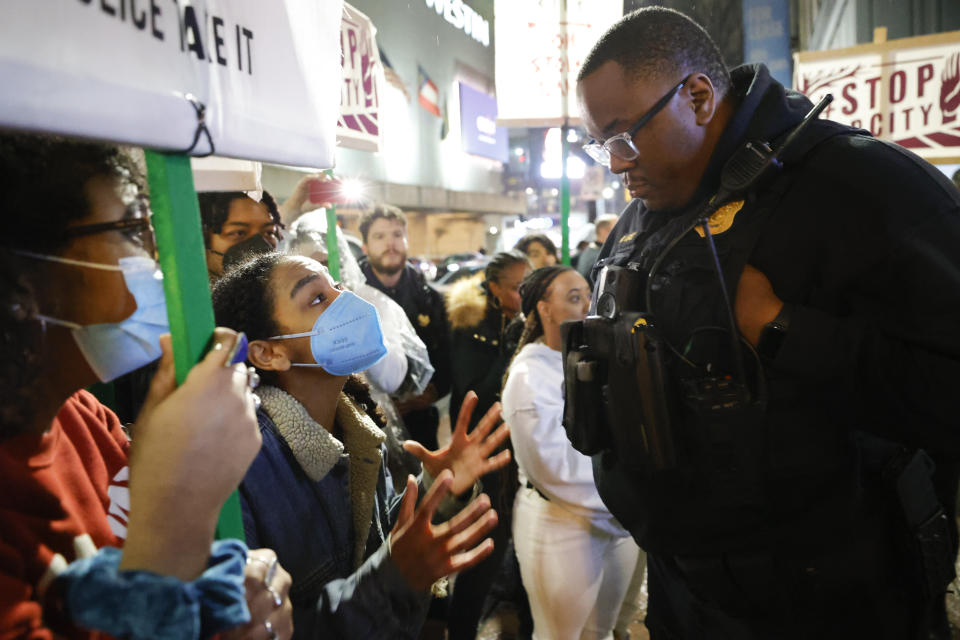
323;169;341;281
560;121;571;266
144;150;245;542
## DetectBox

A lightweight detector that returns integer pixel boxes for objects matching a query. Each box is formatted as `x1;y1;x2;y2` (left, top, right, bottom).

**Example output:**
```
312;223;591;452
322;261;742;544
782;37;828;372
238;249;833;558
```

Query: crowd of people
2;5;960;640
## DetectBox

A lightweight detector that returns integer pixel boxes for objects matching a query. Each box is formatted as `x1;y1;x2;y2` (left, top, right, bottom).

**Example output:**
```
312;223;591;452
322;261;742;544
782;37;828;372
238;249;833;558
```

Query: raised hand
277;173;332;225
941;52;960;124
402;391;511;496
120;328;262;580
389;471;499;592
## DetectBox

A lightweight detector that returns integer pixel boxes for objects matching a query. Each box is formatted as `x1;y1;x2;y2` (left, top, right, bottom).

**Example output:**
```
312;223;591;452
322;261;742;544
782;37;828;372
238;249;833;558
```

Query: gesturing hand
403;391;511;497
389;471;499;593
121;329;262;580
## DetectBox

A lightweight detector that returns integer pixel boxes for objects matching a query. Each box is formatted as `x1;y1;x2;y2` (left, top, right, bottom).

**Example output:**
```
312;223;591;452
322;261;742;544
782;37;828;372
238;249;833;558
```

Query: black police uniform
360;259;451;450
583;64;960;639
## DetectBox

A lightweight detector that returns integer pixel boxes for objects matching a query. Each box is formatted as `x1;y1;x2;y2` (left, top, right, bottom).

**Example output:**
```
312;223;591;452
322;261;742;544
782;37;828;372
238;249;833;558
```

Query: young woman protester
0;133;293;639
502;265;644;640
211;253;512;639
445;249;532;640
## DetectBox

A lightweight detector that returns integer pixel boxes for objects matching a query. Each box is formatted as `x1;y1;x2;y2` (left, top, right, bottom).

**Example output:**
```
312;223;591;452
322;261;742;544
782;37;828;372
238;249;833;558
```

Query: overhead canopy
0;0;344;168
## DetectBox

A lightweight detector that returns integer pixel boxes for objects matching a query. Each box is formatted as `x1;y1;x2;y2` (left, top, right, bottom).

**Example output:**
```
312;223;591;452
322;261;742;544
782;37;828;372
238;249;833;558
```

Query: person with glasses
0;132;294;639
574;7;960;640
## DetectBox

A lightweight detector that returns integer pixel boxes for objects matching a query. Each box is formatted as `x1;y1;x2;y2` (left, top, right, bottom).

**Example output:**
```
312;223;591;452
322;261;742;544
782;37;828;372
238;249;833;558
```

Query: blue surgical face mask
269;290;387;376
18;251;169;382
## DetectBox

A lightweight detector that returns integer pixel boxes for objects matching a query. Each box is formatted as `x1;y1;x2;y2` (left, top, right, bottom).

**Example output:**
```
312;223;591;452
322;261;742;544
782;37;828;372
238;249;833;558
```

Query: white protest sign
494;0;621;126
0;0;343;169
795;31;960;161
337;4;383;153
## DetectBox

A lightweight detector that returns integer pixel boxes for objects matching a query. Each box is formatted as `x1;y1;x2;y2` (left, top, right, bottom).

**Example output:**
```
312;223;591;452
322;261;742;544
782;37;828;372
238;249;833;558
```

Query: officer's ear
687;73;719;126
248;339;291;372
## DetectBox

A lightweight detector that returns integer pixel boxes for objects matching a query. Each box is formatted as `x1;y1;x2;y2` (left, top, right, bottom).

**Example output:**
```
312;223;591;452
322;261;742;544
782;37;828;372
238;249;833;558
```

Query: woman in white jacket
502;265;643;640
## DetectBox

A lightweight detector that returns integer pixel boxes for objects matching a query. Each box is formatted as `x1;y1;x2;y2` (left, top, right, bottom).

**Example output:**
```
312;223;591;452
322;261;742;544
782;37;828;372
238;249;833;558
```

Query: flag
379;49;410;102
417;65;442;117
440;93;449;140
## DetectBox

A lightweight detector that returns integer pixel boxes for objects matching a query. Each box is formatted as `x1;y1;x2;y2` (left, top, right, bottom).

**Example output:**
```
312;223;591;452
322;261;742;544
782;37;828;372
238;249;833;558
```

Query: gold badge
417;313;431;327
619;231;638;243
695;200;744;238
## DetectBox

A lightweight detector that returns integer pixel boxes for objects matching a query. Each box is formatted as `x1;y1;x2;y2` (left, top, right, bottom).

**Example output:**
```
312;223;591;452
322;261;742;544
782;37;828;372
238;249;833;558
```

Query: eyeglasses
582;75;691;168
62;199;157;258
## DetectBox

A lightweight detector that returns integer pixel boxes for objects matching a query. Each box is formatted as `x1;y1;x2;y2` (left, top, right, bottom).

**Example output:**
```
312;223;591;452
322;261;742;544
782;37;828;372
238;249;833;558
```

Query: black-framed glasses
582;74;692;167
62;202;157;258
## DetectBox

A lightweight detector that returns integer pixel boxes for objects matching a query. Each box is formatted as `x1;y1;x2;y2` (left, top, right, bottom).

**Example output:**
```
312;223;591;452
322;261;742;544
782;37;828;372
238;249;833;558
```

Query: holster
856;432;956;600
562;312;677;471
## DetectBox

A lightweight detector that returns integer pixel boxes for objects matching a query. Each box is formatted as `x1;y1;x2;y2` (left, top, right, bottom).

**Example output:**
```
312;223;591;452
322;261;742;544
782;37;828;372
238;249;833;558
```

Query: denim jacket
239;386;429;639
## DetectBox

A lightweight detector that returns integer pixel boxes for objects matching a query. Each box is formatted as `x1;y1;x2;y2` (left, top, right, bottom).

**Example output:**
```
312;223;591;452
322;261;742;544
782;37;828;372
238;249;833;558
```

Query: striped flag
418;65;442;117
379;49;410;102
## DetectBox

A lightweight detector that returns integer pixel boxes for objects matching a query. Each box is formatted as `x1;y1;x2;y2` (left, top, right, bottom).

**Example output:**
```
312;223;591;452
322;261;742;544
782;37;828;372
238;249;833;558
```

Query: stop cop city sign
794;30;960;162
337;3;383;153
0;0;344;168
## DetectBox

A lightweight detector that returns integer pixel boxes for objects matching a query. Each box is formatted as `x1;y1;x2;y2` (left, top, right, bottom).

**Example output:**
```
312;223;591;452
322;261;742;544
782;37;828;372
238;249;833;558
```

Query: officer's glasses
582;75;691;168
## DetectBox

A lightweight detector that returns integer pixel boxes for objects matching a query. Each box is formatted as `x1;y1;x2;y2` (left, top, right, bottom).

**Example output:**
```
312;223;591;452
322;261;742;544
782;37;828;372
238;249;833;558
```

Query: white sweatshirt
502;341;629;538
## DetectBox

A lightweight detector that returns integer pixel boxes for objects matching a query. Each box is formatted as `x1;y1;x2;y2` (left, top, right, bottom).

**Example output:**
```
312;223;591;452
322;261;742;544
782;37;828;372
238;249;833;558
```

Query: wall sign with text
0;0;343;168
337;4;383;152
459;82;508;162
425;0;489;47
795;31;960;161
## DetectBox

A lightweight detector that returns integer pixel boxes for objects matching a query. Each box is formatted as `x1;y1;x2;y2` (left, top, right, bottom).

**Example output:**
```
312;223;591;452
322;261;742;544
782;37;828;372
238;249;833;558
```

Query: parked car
432;258;488;294
434;252;484;281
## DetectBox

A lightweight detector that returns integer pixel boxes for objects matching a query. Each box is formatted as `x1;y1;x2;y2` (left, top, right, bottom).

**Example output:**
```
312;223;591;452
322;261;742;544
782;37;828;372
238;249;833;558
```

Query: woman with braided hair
502;265;643;640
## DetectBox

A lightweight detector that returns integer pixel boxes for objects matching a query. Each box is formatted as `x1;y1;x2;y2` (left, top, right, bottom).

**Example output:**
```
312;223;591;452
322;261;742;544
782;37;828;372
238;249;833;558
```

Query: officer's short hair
359;204;407;243
578;7;730;98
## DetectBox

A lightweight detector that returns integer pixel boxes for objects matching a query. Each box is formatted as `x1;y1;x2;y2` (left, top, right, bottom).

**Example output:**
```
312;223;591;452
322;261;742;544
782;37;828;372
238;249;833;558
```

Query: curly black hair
211;253;385;430
197;190;283;247
0;132;145;437
578;7;730;98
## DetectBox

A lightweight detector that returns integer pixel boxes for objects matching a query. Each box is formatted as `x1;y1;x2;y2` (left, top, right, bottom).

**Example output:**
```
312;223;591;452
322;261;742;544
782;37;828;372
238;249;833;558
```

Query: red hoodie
0;390;129;639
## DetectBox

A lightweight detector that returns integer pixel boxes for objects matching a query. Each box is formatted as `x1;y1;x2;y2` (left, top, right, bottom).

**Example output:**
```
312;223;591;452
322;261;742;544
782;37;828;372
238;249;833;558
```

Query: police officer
572;7;960;638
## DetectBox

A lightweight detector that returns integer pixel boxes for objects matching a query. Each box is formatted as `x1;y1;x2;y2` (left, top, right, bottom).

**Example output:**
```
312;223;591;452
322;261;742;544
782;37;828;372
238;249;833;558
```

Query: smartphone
308;178;350;205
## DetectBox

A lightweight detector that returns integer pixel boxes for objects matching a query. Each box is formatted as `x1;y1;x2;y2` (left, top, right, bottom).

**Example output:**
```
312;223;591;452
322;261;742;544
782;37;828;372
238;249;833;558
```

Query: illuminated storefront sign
425;0;489;47
459;82;508;162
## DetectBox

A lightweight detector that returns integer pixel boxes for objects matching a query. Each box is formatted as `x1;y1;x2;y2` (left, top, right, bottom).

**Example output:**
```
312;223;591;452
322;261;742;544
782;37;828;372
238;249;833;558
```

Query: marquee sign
794;31;960;161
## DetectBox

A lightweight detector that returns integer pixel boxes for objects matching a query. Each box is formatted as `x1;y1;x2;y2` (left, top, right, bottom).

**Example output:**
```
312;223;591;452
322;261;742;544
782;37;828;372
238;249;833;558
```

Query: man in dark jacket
359;204;451;451
572;7;960;639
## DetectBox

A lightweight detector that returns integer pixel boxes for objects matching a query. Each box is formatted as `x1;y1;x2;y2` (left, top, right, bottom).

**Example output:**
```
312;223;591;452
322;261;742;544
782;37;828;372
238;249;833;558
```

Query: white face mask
17;251;169;382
